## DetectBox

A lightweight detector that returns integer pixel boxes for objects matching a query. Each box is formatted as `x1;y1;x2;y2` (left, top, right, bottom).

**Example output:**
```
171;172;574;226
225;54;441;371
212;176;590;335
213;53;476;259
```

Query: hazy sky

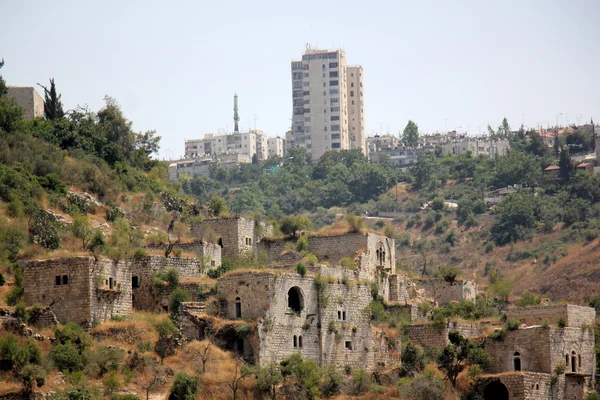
2;0;599;159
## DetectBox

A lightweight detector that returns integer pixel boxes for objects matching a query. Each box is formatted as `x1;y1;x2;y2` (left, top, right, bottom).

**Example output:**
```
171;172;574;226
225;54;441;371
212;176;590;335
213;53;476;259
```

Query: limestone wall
144;241;221;268
131;256;212;311
414;278;477;304
389;274;411;303
479;372;555;400
405;322;481;349
505;305;596;328
191;217;256;259
484;326;595;376
24;257;131;325
92;259;132;322
217;272;275;320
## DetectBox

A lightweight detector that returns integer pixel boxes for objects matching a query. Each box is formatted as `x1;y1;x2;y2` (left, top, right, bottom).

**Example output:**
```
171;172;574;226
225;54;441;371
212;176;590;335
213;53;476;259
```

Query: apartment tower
290;47;365;160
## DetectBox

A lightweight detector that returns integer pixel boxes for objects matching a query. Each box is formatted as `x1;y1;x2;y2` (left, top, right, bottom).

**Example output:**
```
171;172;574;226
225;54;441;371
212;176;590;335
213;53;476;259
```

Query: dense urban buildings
290;47;366;160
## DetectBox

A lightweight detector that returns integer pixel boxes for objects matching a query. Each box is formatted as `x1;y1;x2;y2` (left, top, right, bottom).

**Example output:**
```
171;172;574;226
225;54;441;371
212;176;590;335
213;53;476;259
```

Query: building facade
290;47;365;160
267;136;286;158
7;87;44;119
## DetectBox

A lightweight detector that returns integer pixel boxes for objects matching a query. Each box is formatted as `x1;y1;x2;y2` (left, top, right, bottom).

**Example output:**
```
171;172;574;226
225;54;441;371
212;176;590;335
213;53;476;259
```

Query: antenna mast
233;93;240;133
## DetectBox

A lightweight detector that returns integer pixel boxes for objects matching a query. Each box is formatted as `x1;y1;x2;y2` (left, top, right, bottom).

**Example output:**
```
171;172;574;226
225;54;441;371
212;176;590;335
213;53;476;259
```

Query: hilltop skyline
2;0;599;159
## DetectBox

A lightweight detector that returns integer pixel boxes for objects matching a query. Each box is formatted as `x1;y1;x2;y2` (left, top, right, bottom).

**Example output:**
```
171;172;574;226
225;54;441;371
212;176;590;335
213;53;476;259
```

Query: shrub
170;288;191;317
398;368;445;400
558;318;566;328
169;372;199;400
518;291;542;307
280;215;313;237
430;197;445;211
304;252;318;266
103;371;122;396
296;235;309;252
55;323;92;353
28;209;60;250
397;232;411;247
340;256;356;270
320;364;342;397
383;223;395;238
51;343;84;372
434;218;450;234
296;263;307;277
14;302;29;322
437;266;461;284
506;319;519;331
133;248;146;259
346;213;364;233
351;368;371;395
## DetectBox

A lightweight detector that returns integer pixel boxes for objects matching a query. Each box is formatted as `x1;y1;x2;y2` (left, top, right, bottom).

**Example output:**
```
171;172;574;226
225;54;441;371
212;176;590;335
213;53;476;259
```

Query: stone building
191;217;268;259
130;255;218;312
7;87;45;119
411;278;478;305
478;305;596;400
23;257;132;326
197;270;399;370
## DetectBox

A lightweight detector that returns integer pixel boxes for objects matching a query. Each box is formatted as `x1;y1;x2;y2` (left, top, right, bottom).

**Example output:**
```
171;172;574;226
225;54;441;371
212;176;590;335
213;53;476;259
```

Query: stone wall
191;217;257;259
24;257;131;326
405;322;481;349
484;326;595;376
131;256;213;311
505;305;596;328
479;372;555;400
144;241;221;268
215;270;400;370
414;278;477;304
389;274;411;303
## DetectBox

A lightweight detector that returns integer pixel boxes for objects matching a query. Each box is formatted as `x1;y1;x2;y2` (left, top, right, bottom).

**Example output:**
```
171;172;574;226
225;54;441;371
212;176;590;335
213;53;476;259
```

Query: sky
2;0;599;160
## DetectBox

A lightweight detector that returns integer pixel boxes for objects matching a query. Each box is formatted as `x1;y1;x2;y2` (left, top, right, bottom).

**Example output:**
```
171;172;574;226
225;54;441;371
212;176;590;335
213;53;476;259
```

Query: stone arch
483;381;509;400
288;286;304;313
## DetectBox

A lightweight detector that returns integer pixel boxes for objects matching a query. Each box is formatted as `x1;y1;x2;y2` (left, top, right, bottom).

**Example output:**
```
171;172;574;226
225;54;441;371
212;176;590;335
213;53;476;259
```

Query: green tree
169;372;198;400
402;120;419;148
559;147;575;182
0;95;24;133
0;59;7;96
279;215;313;237
208;195;228;217
71;215;95;250
51;343;84;372
155;319;179;363
438;332;490;387
280;353;321;400
28;209;60;250
38;78;65;120
490;192;536;245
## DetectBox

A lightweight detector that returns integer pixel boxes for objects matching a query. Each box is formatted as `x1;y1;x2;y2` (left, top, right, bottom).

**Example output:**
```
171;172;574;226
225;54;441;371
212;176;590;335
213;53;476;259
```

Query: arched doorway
288;287;304;313
513;352;521;371
483;381;509;400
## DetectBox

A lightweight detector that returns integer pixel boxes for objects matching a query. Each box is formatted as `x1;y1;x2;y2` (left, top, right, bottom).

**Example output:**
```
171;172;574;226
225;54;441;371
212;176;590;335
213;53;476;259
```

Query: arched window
578;354;582;369
571;351;577;372
513;352;521;371
288;287;304;313
566;354;570;365
299;336;303;348
293;335;297;347
235;297;242;318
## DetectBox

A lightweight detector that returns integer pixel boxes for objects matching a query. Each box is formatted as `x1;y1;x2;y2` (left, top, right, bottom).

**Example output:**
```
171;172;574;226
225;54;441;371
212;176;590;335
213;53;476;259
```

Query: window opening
235;297;242;318
299;336;303;348
132;276;140;288
293;335;297;347
345;341;352;350
513;352;521;371
571;351;576;372
62;275;68;285
55;276;61;286
109;277;113;289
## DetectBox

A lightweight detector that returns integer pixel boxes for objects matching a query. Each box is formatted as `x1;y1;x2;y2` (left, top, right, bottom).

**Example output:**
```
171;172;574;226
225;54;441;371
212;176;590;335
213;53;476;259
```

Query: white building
290;47;365;160
7;87;44;119
441;138;510;157
267;136;286;158
184;130;265;160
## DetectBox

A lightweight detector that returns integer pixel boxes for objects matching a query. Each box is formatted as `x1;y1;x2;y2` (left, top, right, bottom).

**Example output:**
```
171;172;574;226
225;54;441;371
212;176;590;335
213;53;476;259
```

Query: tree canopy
402;120;419;148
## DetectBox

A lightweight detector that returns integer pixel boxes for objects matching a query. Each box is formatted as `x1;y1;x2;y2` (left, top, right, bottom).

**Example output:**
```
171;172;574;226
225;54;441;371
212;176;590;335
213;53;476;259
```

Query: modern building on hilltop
7;86;44;119
290;47;365;160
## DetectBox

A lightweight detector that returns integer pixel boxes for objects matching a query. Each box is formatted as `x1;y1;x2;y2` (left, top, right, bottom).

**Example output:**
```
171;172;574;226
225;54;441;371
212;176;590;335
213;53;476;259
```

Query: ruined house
23;257;132;326
131;255;219;312
191;217;268;259
181;269;399;370
479;305;596;400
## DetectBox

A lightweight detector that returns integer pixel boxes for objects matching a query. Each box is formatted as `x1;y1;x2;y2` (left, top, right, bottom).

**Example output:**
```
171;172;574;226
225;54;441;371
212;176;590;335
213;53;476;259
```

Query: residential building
7;86;44;119
290;47;365;160
440;138;510;157
184;130;264;160
367;134;400;154
267;136;286;158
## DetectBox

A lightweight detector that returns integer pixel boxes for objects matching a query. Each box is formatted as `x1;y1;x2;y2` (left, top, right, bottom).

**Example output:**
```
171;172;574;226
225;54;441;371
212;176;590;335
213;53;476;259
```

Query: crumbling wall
505;305;595;328
389;274;411;303
478;372;555;400
405;322;481;349
216;272;275;320
131;256;212;311
191;217;256;259
145;241;222;268
24;257;131;325
414;278;477;304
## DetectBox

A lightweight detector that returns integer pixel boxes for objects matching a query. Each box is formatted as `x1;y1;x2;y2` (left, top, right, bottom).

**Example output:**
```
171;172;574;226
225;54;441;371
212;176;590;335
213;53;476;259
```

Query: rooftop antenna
233;93;240;133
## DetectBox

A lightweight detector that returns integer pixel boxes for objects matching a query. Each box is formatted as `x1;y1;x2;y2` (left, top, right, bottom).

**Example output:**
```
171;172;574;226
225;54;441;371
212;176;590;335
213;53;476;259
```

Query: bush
434;218;450;234
383;223;395;238
296;263;307;277
558;318;566;328
430;197;445;211
506;319;520;331
296;235;309;252
14;302;29;322
28;209;60;250
51;343;84;372
320;365;342;397
340;256;356;270
346;213;364;233
55;323;92;353
170;288;191;317
351;368;370;394
518;291;542;307
169;372;199;400
398;368;445;400
280;215;313;237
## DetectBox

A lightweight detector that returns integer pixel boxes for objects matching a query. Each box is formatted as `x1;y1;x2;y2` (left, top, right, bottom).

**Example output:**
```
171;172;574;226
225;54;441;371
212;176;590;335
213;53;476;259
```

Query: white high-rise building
290;47;365;160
